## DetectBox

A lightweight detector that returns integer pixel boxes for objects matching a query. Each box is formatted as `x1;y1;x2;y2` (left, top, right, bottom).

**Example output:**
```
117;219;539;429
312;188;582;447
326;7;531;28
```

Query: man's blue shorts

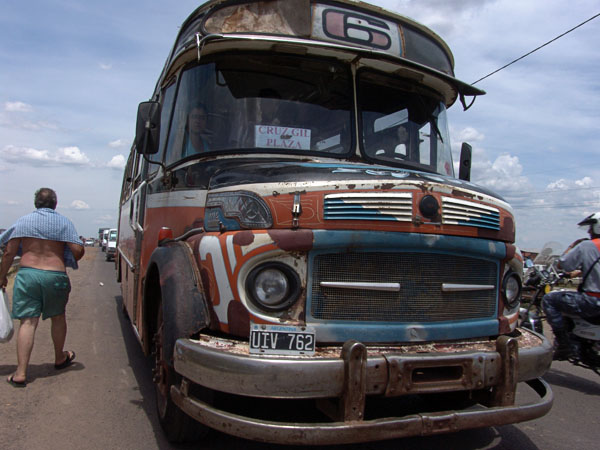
12;267;71;320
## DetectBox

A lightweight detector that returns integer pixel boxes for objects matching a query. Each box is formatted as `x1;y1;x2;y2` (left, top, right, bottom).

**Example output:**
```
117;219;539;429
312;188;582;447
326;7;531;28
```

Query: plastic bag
0;289;14;343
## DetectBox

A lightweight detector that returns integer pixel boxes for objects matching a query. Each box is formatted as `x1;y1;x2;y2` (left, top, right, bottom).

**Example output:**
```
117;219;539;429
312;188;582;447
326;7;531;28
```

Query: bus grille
442;197;500;231
323;193;412;222
310;252;497;322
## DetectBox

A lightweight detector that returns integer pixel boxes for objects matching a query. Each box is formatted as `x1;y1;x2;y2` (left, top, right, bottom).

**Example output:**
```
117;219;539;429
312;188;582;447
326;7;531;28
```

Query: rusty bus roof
152;0;485;106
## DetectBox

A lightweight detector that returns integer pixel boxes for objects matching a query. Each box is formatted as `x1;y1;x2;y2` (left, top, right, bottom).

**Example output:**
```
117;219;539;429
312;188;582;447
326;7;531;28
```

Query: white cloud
454;127;485;143
4;101;33;112
472;153;530;193
21;120;59;131
109;139;128;148
107;154;126;170
547;179;569;190
575;176;594;188
1;144;90;167
100;62;113;70
70;200;90;210
56;146;90;165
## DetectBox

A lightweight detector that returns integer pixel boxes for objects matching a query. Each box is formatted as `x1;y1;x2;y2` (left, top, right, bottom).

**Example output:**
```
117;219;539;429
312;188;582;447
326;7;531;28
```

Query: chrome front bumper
171;329;553;445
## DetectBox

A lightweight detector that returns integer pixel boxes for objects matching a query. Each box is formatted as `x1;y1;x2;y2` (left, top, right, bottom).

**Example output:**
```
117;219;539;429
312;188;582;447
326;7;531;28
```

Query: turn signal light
158;227;173;244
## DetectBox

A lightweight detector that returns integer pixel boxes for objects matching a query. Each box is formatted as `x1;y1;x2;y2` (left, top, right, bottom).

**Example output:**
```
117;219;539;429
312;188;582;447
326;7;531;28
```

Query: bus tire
153;302;208;443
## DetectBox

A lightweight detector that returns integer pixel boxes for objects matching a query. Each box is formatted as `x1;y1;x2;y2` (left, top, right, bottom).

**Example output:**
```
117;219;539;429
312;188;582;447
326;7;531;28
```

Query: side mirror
135;101;161;154
458;142;472;181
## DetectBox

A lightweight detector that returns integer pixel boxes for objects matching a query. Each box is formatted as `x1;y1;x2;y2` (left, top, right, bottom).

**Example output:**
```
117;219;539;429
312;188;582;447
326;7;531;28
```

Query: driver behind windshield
183;103;210;155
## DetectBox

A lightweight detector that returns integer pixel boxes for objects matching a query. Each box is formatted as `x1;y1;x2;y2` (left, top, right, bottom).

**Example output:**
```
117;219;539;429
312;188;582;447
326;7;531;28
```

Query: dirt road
0;247;171;450
1;247;599;450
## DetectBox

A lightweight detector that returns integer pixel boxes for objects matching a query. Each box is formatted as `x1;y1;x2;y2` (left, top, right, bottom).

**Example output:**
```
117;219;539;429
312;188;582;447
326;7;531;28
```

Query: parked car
106;229;117;261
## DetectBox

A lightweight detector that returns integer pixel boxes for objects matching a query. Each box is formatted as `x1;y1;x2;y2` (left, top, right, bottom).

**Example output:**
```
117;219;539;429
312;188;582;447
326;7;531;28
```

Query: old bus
117;0;553;444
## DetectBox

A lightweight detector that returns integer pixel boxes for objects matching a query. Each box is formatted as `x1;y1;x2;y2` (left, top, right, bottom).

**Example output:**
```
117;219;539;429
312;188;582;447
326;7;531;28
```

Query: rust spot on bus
233;230;255;246
268;229;314;251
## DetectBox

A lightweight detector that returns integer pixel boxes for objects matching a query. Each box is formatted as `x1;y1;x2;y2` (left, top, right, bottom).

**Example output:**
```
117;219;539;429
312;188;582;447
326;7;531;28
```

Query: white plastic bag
0;289;14;342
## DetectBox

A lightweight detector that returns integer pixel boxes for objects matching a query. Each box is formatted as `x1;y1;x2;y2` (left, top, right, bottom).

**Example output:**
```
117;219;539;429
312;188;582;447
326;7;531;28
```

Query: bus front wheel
153;303;208;443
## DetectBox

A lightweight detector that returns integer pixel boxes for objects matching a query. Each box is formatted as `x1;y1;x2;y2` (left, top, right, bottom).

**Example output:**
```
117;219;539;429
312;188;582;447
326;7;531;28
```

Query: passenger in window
183;103;210;156
258;88;282;126
393;124;409;157
374;125;409;158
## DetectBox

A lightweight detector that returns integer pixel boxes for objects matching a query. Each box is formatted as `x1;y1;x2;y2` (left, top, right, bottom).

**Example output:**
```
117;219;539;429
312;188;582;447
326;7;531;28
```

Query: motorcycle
519;242;600;373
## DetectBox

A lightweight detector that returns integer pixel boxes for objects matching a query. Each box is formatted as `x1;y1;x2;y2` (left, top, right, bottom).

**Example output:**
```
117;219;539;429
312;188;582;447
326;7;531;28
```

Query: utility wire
472;12;600;85
512;200;599;210
504;185;600;198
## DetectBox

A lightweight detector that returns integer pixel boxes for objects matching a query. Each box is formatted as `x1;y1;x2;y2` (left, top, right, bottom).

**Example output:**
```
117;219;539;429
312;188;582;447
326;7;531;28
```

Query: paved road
1;247;598;449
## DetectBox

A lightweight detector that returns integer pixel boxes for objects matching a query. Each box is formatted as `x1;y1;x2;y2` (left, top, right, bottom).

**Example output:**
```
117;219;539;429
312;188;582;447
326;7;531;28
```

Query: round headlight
255;269;289;306
503;273;521;308
246;263;301;311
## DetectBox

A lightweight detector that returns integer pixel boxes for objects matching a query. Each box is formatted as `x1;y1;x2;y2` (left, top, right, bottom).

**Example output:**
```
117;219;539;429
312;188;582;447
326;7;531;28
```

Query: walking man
0;188;84;387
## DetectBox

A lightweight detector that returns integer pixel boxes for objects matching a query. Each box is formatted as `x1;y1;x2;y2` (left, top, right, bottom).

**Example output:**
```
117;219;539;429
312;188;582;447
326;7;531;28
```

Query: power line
504;185;600;198
512;200;599;210
472;12;600;85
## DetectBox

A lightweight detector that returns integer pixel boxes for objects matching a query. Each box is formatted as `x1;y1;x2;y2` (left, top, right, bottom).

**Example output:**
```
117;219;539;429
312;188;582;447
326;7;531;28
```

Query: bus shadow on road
112;294;199;450
544;366;600;396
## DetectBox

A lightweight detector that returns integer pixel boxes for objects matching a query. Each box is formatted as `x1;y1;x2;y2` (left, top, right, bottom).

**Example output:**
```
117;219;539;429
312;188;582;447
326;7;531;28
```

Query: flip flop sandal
54;350;76;370
7;375;26;388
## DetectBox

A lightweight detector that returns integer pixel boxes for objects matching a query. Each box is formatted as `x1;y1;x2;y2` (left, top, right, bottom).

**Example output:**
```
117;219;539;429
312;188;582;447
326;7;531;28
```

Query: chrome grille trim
310;252;497;322
324;192;412;222
320;281;401;292
441;283;495;292
442;197;500;230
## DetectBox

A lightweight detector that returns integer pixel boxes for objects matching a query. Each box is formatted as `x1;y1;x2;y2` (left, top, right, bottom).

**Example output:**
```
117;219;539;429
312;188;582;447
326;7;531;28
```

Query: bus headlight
502;272;521;309
205;191;273;231
246;263;301;311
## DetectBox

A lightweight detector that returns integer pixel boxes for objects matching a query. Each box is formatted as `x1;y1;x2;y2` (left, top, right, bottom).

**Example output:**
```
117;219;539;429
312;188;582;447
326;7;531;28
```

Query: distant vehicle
85;239;95;247
106;229;117;261
102;229;109;252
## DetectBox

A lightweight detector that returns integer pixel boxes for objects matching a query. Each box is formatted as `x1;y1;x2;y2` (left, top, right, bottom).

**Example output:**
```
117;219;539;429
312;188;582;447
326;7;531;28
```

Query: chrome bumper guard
172;332;553;445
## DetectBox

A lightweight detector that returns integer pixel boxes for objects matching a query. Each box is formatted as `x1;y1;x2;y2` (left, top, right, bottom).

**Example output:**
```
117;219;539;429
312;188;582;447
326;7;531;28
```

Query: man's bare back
5;238;84;273
21;237;84;271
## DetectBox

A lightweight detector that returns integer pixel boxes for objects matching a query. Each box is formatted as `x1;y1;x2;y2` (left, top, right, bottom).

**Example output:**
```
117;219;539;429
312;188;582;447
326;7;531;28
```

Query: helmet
578;212;600;235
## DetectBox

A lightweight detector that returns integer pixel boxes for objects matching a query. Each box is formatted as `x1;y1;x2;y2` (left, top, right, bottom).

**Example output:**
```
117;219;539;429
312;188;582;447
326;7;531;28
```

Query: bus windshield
359;70;454;177
163;53;454;177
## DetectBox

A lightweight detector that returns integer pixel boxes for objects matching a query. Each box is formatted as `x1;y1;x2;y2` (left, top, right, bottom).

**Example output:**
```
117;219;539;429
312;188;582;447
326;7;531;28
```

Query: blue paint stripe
457;220;500;230
309;320;499;343
310;230;506;257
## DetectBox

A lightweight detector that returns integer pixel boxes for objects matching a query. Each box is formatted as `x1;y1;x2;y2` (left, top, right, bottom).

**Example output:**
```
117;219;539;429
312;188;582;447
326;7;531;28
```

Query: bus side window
418;124;431;166
120;150;135;203
148;80;177;172
165;64;215;165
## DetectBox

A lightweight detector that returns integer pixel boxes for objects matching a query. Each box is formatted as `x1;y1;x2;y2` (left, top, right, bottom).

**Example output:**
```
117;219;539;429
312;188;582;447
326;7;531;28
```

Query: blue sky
1;0;599;252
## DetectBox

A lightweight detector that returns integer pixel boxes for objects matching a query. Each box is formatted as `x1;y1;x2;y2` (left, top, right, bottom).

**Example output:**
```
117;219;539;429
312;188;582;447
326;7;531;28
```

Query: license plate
249;323;316;355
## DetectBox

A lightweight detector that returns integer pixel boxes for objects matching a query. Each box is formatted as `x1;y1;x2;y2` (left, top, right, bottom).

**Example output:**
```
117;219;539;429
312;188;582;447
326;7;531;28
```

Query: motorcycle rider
542;212;600;360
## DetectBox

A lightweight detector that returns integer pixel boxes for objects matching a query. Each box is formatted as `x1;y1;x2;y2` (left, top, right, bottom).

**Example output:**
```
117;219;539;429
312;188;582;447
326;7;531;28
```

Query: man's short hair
34;188;57;210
